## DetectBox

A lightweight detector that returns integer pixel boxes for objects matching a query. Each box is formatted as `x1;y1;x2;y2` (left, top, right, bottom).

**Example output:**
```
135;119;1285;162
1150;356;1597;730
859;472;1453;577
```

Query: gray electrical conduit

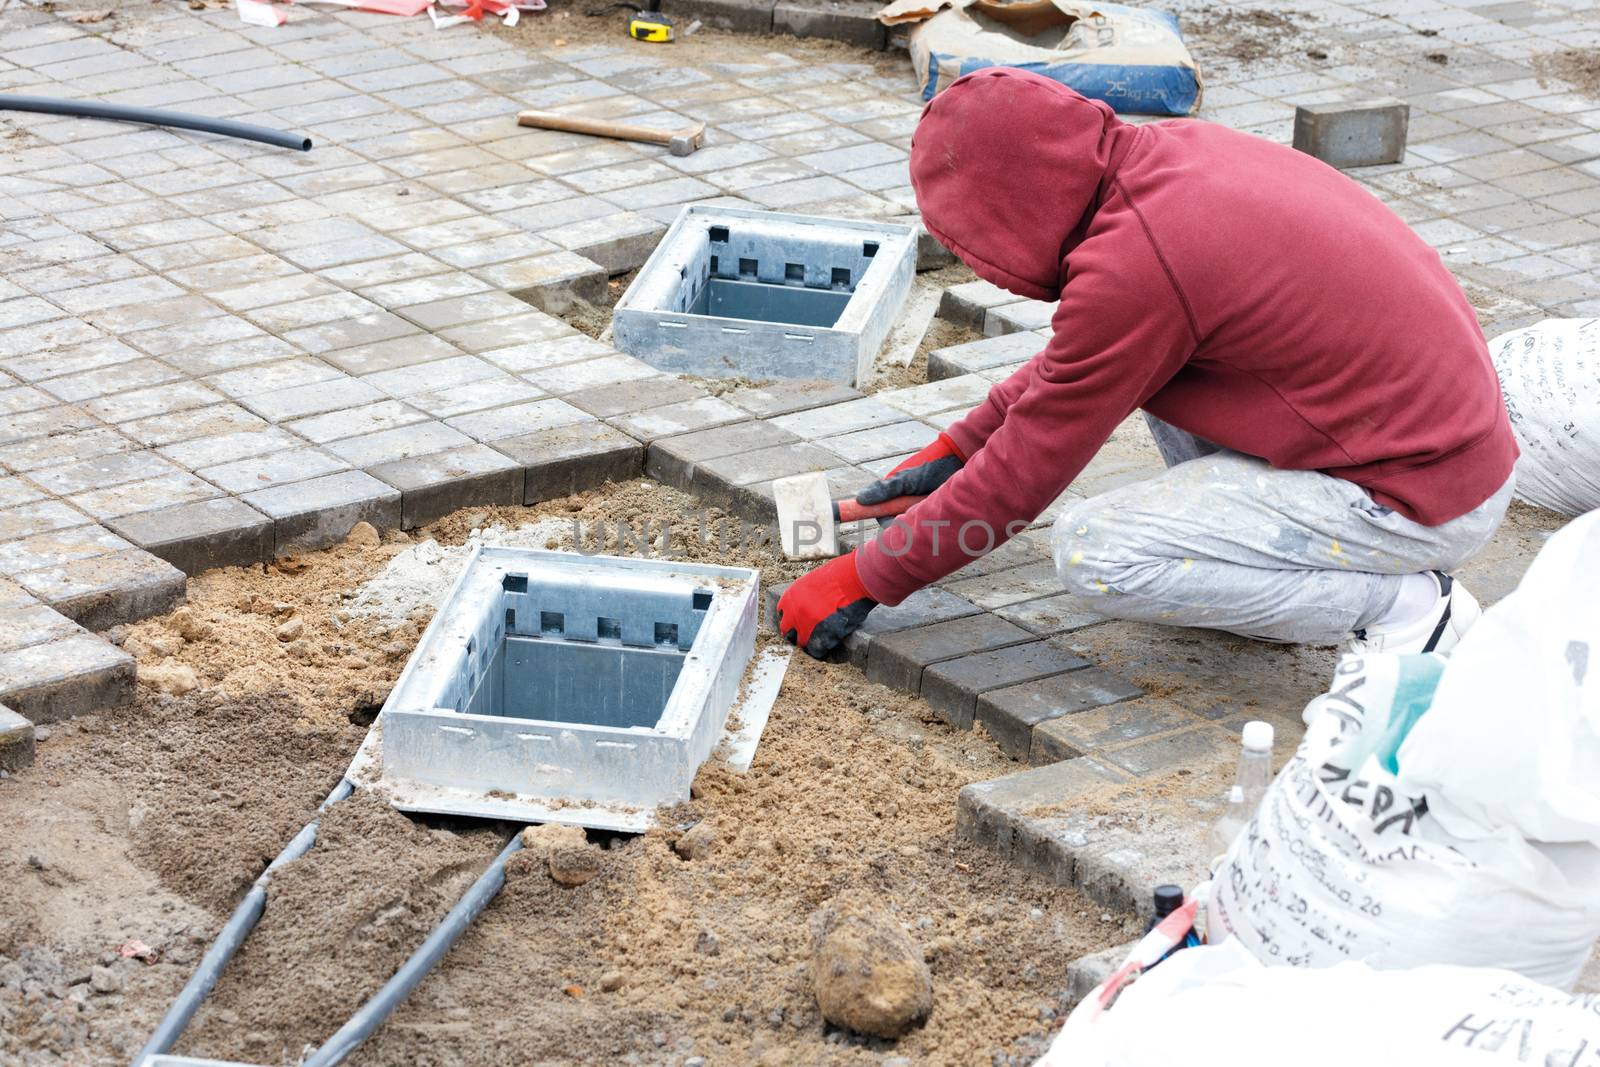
0;93;312;151
301;832;527;1067
134;777;354;1063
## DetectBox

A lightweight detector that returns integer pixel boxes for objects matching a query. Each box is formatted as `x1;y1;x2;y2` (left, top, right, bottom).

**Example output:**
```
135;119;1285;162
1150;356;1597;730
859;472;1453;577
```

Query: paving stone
943;561;1063;610
956;754;1132;874
927;333;1039;381
1294;98;1410;168
493;251;608;313
496;421;645;503
0;603;82;654
818;421;935;464
877;375;991;418
448;398;593;443
200;447;349;494
0;526;130;579
440;311;575;353
0;501;91;543
0;630;135;725
773;0;886;48
1098;723;1237;778
566;376;706;419
984;299;1056;337
540;213;666;274
865;613;1034;693
326;421;473;468
244;471;401;556
697;441;840;488
938;280;1022;329
724;378;861;418
369;442;524;528
645;420;801;487
922;640;1092;730
524;354;658;395
608;396;748;442
976;669;1145;761
106;497;274;575
1029;697;1197;765
16;548;186;631
769;397;903;439
992;593;1107;637
0;704;34;772
661;0;776;33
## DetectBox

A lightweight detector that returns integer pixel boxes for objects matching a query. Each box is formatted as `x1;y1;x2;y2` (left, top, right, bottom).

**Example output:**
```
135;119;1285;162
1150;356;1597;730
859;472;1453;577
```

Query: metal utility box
356;547;758;832
611;206;918;386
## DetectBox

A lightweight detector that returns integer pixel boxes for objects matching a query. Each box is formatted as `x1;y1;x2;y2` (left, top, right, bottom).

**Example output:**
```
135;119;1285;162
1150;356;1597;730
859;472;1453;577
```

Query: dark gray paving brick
369;442;523;528
922;640;1091;730
773;0;885;48
992;593;1106;637
1030;697;1196;765
244;471;401;556
927;332;1038;381
937;280;1021;329
724;379;861;419
956;755;1131;879
976;669;1145;761
496;420;645;503
659;0;775;34
0;704;34;772
865;613;1034;693
566;376;706;419
16;549;186;631
107;498;274;575
645;420;802;489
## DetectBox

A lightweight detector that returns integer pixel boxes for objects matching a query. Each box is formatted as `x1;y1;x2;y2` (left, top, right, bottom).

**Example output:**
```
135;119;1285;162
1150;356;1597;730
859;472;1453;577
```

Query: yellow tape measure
628;11;675;41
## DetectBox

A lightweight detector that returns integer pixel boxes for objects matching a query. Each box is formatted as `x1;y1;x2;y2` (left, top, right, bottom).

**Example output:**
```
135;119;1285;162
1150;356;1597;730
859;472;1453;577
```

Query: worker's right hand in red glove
855;431;966;506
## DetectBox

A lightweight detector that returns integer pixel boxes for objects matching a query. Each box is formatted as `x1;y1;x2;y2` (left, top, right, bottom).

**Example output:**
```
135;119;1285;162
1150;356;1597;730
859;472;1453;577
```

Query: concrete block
698;442;840;488
916;227;955;271
566;376;707;419
1099;723;1236;778
955;755;1130;869
1065;942;1135;1009
984;299;1055;337
16;549;186;631
993;593;1106;636
943;560;1063;610
0;631;135;724
0;704;34;772
0;604;81;654
1030;697;1194;764
659;0;775;35
495;421;645;503
773;0;886;48
927;332;1040;381
106;498;274;575
608;396;749;443
244;471;402;556
922;641;1090;730
368;443;524;529
769;397;903;439
865;613;1034;693
500;252;608;314
724;379;861;419
976;669;1144;760
860;586;982;637
1292;98;1409;169
938;280;1022;330
541;213;667;275
646;420;801;489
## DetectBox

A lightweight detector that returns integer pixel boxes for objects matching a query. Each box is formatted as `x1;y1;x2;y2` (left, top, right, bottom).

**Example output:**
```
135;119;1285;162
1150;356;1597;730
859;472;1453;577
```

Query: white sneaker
1347;571;1482;656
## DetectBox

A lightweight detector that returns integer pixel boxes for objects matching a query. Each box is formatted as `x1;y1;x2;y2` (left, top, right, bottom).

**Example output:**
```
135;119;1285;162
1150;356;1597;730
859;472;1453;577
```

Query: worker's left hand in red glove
776;550;876;660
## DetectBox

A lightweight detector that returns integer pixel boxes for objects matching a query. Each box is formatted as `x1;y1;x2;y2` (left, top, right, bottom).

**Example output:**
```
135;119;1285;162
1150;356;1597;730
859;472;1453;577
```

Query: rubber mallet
772;471;921;560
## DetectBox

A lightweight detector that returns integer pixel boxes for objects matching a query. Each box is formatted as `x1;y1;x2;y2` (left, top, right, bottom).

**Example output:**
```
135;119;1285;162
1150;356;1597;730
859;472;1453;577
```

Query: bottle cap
1153;884;1184;917
1241;720;1274;752
1226;785;1245;803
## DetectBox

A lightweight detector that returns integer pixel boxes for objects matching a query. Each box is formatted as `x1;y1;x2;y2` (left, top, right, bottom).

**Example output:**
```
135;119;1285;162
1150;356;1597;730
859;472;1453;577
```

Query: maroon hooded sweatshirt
856;68;1517;607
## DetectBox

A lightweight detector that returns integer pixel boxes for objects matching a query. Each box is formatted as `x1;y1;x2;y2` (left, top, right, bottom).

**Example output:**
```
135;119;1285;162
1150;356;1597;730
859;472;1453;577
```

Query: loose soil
1537;48;1600;99
1180;5;1318;65
0;480;1124;1067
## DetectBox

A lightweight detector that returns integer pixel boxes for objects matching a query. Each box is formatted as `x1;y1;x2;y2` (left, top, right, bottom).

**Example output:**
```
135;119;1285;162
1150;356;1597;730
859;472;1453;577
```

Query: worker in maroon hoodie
778;68;1517;660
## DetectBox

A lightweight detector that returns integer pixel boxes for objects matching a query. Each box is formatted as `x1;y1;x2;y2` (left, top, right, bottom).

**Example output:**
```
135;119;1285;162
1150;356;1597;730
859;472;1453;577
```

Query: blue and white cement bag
881;0;1202;116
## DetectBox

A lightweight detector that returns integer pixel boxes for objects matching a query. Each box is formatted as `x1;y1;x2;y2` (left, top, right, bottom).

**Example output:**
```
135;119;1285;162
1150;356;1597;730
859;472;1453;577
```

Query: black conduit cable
0;93;312;151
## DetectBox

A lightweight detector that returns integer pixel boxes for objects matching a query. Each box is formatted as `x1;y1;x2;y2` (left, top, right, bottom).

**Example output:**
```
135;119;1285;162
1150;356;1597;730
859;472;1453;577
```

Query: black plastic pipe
0;93;312;151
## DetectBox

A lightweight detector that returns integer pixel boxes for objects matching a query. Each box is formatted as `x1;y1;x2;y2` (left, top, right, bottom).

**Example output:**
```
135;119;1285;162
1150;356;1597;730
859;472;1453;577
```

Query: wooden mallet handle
516;109;695;148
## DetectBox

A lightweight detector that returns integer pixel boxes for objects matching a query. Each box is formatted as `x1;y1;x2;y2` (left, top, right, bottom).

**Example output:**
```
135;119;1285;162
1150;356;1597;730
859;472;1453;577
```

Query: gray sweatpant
1049;416;1515;644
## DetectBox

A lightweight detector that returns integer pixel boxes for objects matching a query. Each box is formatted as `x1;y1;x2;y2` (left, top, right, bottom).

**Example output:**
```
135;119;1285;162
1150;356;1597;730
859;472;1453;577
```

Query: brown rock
811;901;932;1039
276;618;304;642
673;819;717;861
599;970;624;992
139;660;199;696
169;608;213;642
521;824;600;886
345;521;381;548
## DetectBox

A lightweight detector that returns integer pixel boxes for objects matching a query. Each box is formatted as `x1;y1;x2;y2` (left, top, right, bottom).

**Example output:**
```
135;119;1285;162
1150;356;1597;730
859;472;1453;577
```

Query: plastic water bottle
1206;720;1275;864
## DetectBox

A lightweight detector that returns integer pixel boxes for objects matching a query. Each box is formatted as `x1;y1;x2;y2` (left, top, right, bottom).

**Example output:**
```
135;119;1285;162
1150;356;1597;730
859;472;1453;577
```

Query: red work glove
776;551;877;660
855;431;966;506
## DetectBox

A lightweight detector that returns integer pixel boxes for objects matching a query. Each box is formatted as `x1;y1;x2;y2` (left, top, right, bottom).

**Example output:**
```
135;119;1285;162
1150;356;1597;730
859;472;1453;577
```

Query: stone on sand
811;900;932;1039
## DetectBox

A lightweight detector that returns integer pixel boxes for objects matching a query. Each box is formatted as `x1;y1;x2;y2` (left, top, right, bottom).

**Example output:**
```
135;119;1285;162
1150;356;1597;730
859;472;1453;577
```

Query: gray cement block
0;631;135;724
496;421;645;503
921;640;1090;730
659;0;774;34
566;376;706;419
927;333;1039;381
0;704;34;772
645;420;802;490
937;280;1022;330
725;379;861;419
992;593;1106;637
106;498;274;575
985;299;1055;337
1030;697;1195;765
368;443;524;529
916;227;955;271
244;471;402;556
16;549;186;631
1065;942;1135;1009
1099;723;1237;778
861;585;981;636
608;396;749;443
864;613;1034;693
976;668;1144;760
773;0;886;48
504;253;608;314
1292;98;1409;169
955;755;1130;873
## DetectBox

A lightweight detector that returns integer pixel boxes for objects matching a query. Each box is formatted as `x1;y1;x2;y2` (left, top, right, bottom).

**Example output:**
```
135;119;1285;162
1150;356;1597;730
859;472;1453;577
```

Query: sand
0;480;1124;1067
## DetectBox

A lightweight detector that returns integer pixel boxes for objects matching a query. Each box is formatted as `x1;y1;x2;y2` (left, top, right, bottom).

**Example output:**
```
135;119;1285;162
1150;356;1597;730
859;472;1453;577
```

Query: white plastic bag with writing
1491;318;1600;516
1208;646;1600;988
1034;938;1600;1067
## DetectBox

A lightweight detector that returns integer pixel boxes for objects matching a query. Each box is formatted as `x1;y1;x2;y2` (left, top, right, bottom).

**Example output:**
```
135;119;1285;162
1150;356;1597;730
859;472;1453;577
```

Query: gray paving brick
369;442;523;528
496;421;645;503
1030;698;1198;766
818;421;935;464
922;641;1092;730
25;450;184;497
524;354;658;395
985;299;1056;337
325;421;473;469
608;396;749;442
440;311;575;353
865;613;1034;694
0;603;82;654
937;279;1020;329
698;441;840;488
566;376;707;419
15;547;185;631
0;525;130;578
447;397;592;443
992;593;1106;637
943;561;1063;610
976;669;1145;761
723;378;861;418
774;0;885;47
244;470;401;556
541;212;666;274
106;497;274;575
1294;98;1410;168
0;704;34;773
1098;723;1237;778
0;626;134;724
488;251;607;313
769;397;903;439
927;333;1039;381
645;420;801;487
200;447;349;494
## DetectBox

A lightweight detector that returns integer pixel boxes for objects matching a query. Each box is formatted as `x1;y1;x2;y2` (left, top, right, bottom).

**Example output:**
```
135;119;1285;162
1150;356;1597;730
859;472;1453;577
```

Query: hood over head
910;69;1136;301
